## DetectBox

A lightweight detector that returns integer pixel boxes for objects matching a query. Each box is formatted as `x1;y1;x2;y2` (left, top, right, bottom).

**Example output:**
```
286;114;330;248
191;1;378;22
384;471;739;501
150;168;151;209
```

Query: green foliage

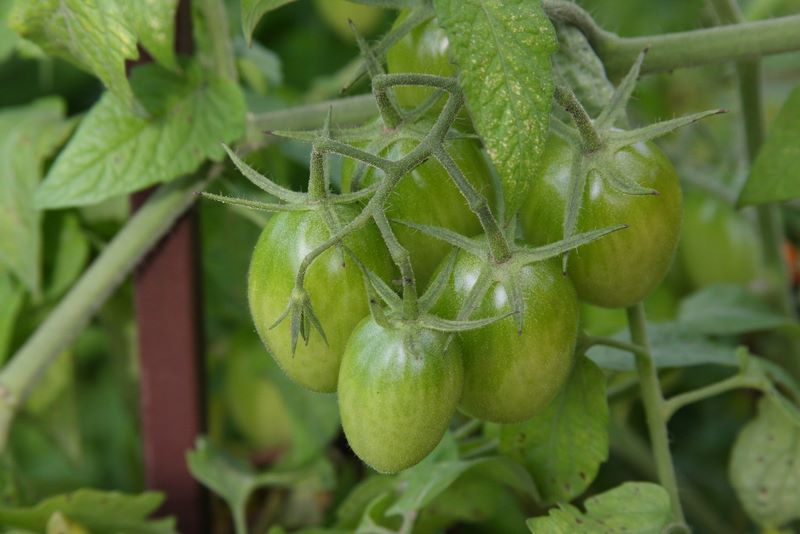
9;0;179;105
0;98;70;295
677;284;792;336
433;0;557;216
36;61;245;208
739;86;800;206
241;0;297;45
730;397;800;528
527;482;673;534
498;357;608;504
0;489;175;533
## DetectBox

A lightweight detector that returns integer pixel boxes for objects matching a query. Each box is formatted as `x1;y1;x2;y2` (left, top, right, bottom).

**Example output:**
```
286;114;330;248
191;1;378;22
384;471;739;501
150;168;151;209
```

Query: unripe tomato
680;191;763;288
341;134;493;286
313;0;384;43
248;206;393;393
224;334;293;451
387;11;454;109
521;134;682;308
432;251;579;423
338;317;464;473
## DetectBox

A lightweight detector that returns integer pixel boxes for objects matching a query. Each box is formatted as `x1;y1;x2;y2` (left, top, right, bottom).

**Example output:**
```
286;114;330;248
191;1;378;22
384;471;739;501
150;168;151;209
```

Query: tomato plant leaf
0;98;70;296
498;356;608;504
10;1;132;104
129;0;180;72
0;273;24;365
36;62;245;208
0;0;18;62
0;489;175;533
387;455;536;516
241;0;297;45
43;212;90;301
739;86;800;206
527;482;673;534
678;284;791;336
730;397;800;528
434;0;557;217
587;322;738;371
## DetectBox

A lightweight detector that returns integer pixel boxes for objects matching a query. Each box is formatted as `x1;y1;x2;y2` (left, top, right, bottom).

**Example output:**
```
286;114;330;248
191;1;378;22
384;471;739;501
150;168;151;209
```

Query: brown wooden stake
132;0;208;531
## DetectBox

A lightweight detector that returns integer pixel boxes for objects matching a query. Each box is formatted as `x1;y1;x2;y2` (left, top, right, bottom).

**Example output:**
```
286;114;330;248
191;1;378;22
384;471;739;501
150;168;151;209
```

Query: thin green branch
543;0;800;77
0;169;217;450
663;374;769;420
626;303;686;526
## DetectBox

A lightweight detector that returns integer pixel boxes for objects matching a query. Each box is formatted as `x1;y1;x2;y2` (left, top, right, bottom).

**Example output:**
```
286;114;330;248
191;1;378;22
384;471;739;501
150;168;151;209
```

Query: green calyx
392;219;623;333
552;49;725;272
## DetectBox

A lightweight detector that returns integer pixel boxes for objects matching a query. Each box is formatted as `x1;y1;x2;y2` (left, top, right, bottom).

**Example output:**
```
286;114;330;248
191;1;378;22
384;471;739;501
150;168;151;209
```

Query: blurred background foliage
0;0;799;532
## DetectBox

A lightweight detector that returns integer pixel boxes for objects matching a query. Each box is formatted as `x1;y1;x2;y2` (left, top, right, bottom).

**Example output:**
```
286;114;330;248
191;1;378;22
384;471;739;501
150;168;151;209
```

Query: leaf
387;455;536;516
730;397;800;528
0;273;24;365
551;23;613;118
499;357;608;504
36;61;245;208
9;0;138;104
739;86;800;206
434;0;557;216
527;482;672;534
0;98;69;295
241;0;297;45
587;322;738;371
234;36;283;94
678;284;791;336
128;0;180;71
0;489;175;534
187;437;334;531
0;0;18;61
43;212;90;300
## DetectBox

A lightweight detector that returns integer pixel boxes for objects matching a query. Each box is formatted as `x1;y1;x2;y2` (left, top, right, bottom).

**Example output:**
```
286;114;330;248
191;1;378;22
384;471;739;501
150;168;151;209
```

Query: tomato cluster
245;14;686;473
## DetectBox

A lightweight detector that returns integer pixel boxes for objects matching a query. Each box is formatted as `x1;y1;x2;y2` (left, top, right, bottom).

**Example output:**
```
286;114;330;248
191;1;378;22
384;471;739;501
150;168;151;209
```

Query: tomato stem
625;303;686;526
663;374;769;421
554;85;602;152
544;0;800;77
374;210;419;319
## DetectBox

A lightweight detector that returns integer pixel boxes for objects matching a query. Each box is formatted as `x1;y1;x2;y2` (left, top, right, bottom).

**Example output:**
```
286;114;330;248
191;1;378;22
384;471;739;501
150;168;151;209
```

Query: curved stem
580;334;649;359
663;374;768;420
626;303;686;526
0;170;215;450
543;0;800;77
433;148;511;263
374;209;419;320
554;86;602;151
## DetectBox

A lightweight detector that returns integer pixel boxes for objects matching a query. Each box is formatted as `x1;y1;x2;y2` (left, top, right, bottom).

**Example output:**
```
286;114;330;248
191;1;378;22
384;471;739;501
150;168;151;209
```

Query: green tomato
313;0;385;43
432;251;579;423
342;134;494;286
521;134;683;308
338;318;464;473
248;206;393;393
680;191;763;288
224;335;293;451
387;11;454;109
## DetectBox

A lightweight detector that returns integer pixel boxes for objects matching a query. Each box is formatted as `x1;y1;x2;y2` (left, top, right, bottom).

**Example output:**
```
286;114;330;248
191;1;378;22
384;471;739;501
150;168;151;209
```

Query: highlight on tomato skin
430;250;580;424
337;317;464;474
247;206;394;393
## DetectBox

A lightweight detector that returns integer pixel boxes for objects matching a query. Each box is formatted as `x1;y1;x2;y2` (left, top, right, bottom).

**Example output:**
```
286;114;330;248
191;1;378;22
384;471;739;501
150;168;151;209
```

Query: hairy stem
0;171;215;450
374;210;419;319
626;303;686;525
554;86;602;151
543;0;800;77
